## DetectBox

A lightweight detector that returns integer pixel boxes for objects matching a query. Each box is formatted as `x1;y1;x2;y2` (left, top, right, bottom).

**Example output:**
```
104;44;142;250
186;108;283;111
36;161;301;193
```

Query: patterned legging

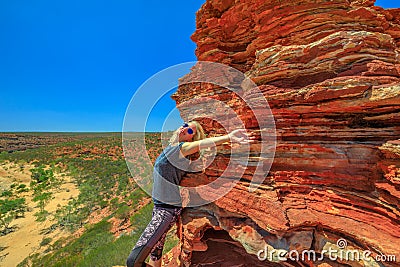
126;205;182;267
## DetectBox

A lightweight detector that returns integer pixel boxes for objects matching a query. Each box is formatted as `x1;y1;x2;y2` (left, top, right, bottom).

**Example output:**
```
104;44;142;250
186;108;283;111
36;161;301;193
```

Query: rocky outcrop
171;0;400;266
0;133;94;152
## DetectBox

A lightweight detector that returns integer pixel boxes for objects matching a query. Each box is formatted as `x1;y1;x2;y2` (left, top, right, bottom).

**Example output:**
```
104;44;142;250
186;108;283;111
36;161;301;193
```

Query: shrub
30;166;59;221
17;184;27;189
128;189;147;203
110;197;119;209
40;237;52;247
1;190;12;198
0;198;26;234
115;204;130;220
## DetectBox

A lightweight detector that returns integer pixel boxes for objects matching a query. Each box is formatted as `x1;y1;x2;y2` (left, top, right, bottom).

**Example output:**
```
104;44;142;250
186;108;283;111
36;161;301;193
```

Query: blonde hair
168;121;214;172
169;120;206;145
190;121;206;142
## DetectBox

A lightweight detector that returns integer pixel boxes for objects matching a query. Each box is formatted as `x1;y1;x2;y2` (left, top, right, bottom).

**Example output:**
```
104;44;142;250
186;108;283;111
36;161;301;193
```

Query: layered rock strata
171;0;400;266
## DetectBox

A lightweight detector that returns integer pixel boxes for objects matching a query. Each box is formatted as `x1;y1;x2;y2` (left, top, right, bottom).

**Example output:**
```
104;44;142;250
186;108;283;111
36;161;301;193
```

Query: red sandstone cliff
170;0;400;266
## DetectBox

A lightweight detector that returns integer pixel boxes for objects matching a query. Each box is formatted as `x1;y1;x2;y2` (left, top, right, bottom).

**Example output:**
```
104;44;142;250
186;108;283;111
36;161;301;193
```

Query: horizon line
0;131;173;134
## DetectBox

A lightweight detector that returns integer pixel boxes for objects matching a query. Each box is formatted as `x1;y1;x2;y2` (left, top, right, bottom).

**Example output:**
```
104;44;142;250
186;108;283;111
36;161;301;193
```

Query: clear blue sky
0;0;398;132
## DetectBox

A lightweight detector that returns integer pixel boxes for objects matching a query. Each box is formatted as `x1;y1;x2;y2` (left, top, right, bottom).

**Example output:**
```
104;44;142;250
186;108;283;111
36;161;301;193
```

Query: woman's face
178;122;197;142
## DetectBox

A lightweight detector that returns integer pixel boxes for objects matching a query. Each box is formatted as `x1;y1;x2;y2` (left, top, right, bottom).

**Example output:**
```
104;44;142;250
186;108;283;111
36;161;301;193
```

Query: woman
126;121;254;267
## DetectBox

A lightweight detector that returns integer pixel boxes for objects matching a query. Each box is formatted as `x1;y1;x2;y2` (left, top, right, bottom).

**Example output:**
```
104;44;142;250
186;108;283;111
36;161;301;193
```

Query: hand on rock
228;129;256;144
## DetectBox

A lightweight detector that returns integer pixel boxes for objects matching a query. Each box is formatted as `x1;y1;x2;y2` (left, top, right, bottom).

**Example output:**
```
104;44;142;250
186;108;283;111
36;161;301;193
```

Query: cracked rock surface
168;0;400;266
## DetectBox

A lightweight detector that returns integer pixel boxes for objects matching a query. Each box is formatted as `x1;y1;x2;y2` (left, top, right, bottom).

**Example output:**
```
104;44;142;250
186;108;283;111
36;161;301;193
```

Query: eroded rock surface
169;0;400;266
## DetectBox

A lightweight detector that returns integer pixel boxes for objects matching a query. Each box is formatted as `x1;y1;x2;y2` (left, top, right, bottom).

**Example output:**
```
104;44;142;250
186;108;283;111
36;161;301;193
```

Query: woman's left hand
228;129;256;144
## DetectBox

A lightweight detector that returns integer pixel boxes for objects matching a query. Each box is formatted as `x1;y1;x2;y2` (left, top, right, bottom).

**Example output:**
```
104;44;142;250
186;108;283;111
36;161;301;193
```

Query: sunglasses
182;123;194;135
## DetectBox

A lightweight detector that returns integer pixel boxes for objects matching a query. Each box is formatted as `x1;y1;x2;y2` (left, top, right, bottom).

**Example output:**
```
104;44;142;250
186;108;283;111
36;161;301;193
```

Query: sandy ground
0;162;31;191
0;162;80;267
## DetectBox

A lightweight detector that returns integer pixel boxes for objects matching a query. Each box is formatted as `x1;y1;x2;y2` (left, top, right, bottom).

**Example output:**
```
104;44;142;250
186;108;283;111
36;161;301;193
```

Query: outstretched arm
180;129;255;157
